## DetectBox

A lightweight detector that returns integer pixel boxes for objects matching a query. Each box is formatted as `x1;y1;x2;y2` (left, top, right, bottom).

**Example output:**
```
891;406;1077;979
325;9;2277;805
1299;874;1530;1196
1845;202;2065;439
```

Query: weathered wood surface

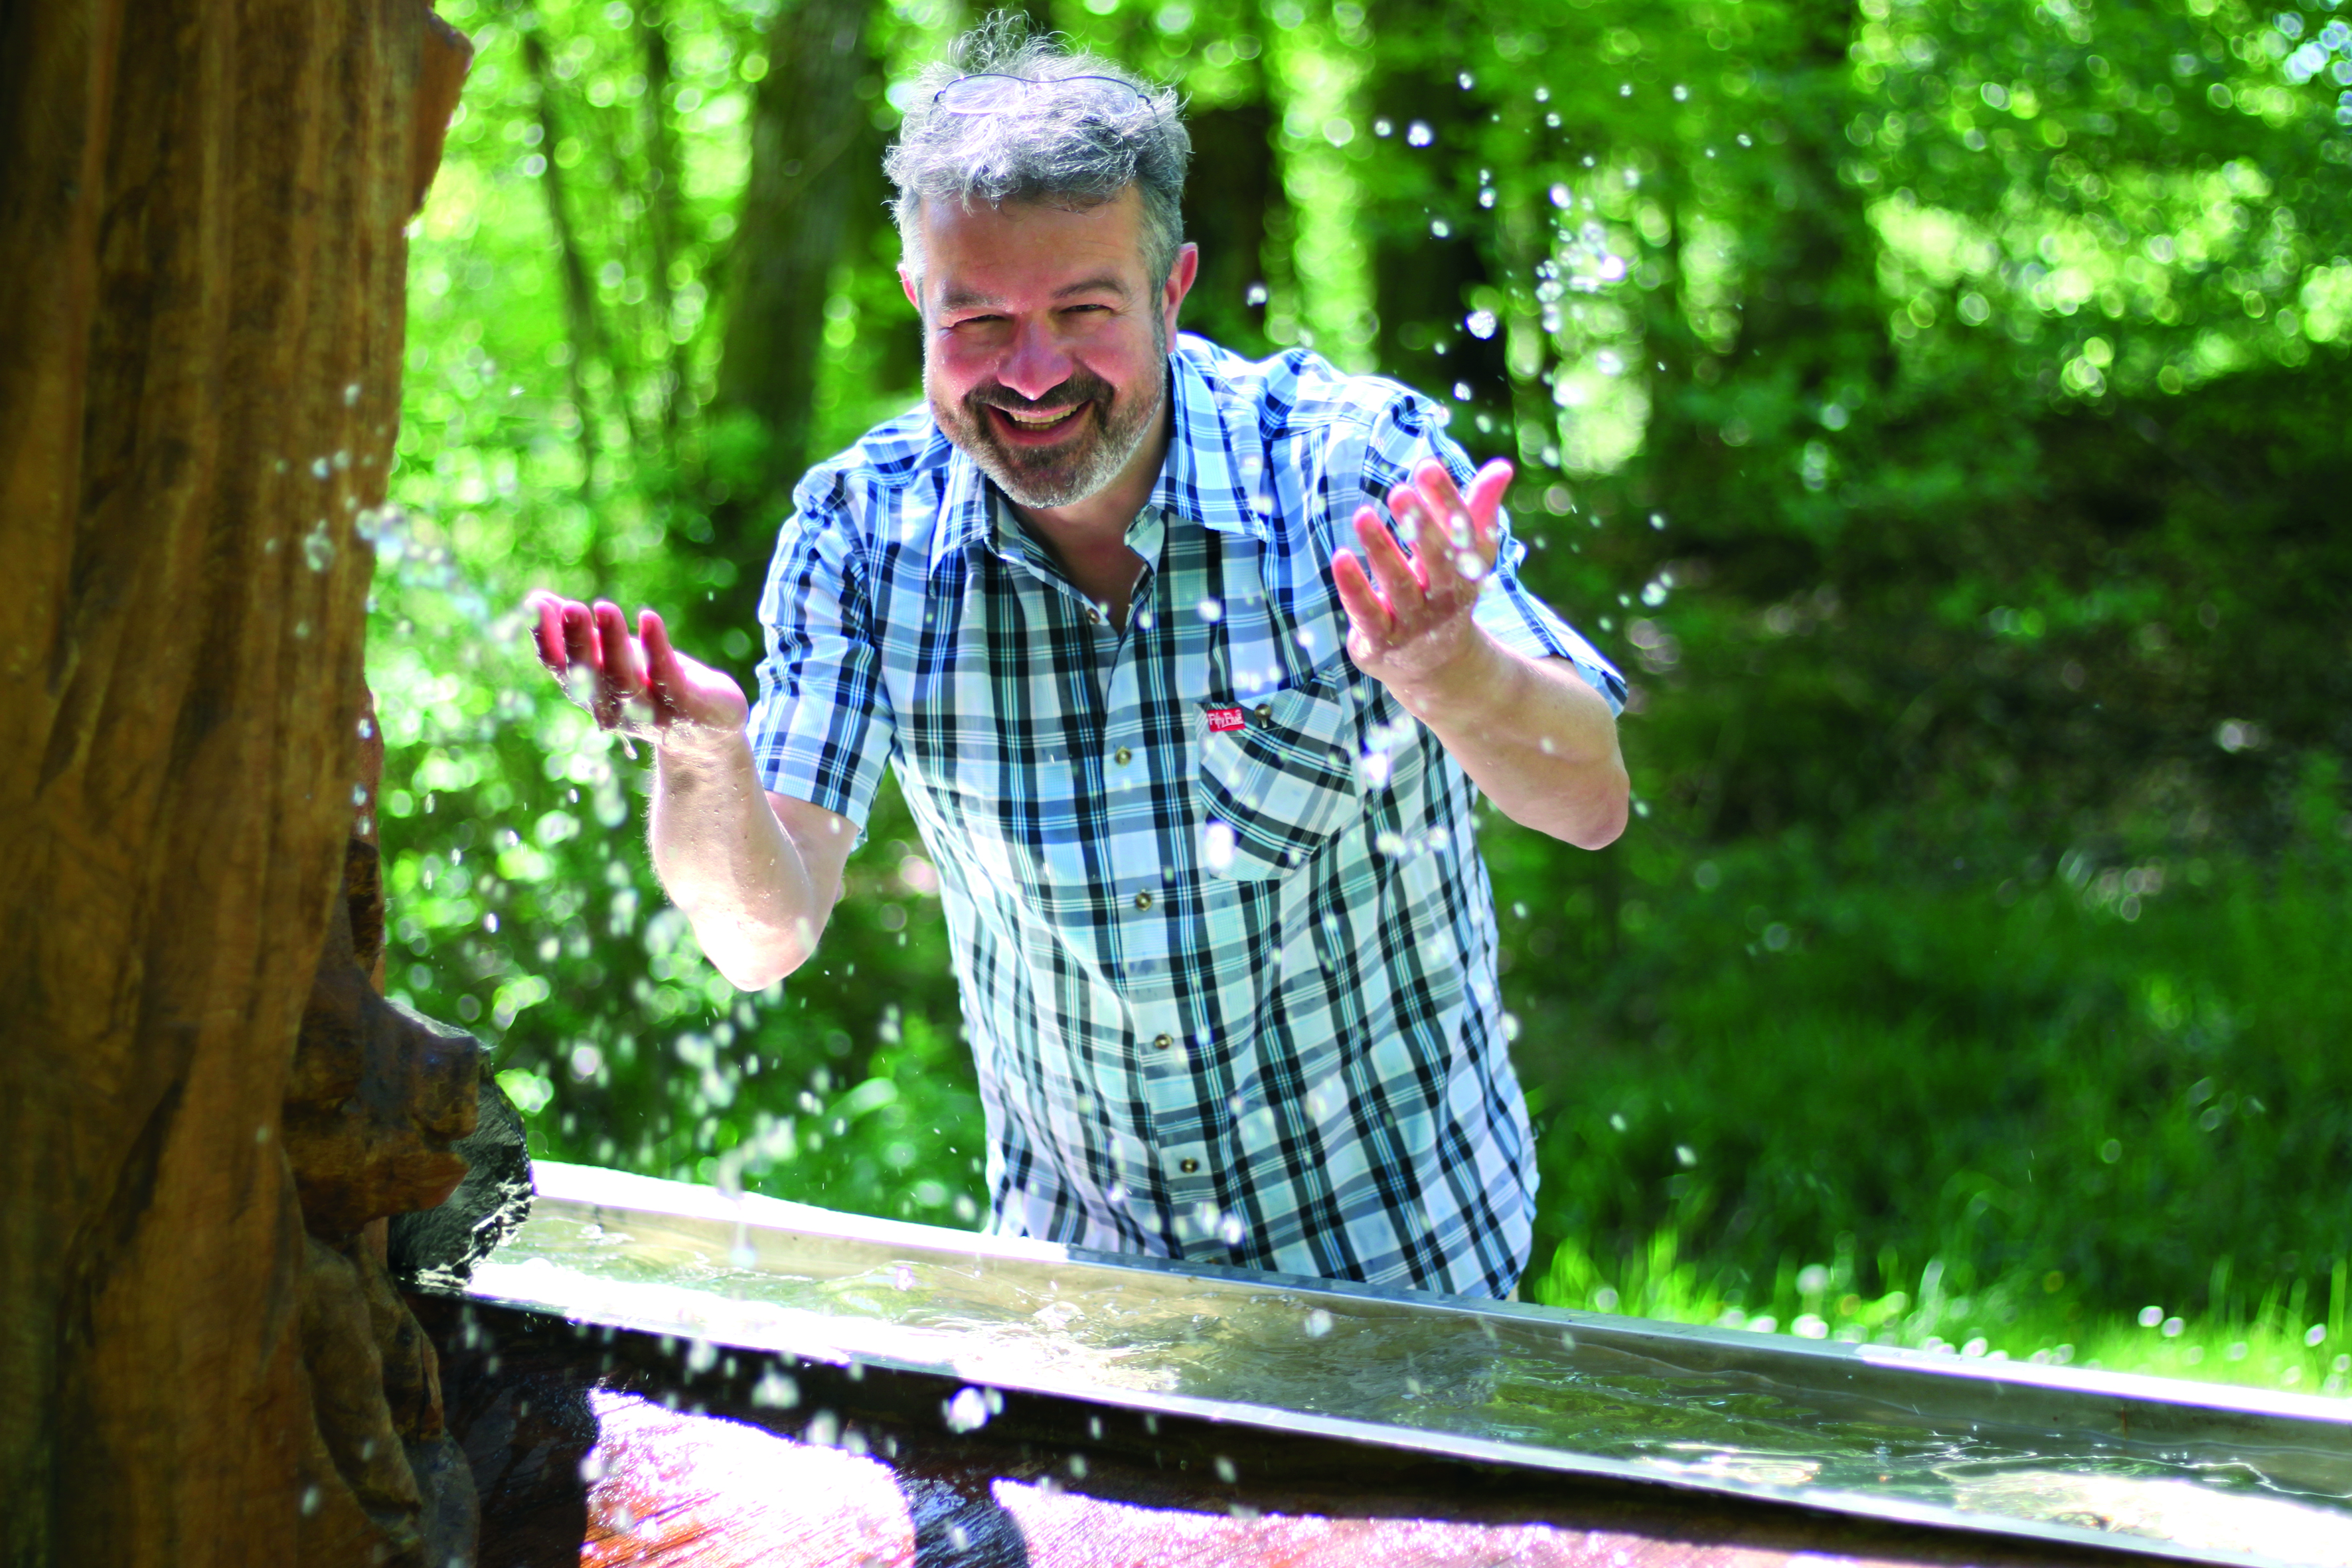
425;1298;2161;1568
0;3;468;1563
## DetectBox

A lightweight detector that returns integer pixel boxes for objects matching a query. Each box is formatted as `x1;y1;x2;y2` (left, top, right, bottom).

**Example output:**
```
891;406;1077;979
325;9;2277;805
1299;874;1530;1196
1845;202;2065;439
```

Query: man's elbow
1561;762;1631;851
701;917;823;993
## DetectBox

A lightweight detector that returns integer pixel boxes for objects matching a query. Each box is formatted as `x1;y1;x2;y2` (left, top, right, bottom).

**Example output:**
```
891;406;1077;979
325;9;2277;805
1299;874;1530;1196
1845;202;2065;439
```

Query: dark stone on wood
391;1074;535;1293
285;840;481;1242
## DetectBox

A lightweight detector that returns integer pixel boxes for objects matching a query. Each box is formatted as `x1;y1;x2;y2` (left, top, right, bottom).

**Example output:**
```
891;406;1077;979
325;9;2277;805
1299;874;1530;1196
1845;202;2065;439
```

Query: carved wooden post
0;3;470;1563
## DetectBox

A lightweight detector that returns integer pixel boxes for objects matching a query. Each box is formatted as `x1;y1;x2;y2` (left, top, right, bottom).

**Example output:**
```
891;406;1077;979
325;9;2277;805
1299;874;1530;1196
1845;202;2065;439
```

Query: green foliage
375;0;2352;1390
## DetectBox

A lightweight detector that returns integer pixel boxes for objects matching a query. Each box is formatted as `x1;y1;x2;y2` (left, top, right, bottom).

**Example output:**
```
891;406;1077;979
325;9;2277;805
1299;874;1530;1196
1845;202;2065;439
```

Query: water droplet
1429;218;1451;238
303;522;335;571
1214;1456;1239;1482
1195;595;1223;623
1405;119;1433;147
1466;309;1498;339
943;1387;990;1433
332;449;350;470
310;457;330;479
1303;1308;1333;1338
343;382;361;406
1203;821;1235;873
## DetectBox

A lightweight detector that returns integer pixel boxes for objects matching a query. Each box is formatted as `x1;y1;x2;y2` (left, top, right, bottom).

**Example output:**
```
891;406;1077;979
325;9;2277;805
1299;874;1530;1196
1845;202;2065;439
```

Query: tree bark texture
0;3;469;1563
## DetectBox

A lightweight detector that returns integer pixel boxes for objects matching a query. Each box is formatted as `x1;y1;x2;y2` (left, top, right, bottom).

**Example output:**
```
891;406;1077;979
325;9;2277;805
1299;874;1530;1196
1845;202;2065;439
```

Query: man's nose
996;319;1075;402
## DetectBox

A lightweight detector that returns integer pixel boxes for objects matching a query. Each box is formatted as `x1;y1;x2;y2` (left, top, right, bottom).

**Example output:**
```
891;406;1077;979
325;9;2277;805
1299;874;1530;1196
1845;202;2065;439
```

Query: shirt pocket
1195;676;1363;880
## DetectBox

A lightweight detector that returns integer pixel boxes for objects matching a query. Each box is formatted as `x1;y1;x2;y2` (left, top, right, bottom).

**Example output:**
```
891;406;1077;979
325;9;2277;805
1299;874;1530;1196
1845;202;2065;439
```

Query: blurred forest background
372;0;2352;1385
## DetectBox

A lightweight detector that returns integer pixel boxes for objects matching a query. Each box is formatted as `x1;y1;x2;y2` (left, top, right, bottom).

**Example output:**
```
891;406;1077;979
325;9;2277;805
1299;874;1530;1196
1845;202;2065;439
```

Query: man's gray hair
886;15;1190;299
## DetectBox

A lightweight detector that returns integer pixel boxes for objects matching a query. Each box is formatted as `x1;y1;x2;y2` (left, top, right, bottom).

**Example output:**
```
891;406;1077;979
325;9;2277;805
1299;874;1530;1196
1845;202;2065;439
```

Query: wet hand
525;593;749;757
1331;457;1512;704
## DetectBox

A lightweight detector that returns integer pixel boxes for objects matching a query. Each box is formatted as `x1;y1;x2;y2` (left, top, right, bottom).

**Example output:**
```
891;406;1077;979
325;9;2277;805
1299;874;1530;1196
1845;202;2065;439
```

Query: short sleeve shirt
746;335;1624;1298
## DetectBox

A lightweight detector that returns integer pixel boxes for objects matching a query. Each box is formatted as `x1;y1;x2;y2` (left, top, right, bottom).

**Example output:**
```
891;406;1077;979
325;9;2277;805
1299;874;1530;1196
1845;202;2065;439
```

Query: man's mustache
967;374;1117;414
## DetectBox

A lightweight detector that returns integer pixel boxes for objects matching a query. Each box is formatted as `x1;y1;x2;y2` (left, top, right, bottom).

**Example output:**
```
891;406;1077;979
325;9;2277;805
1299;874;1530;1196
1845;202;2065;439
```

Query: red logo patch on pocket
1206;706;1246;732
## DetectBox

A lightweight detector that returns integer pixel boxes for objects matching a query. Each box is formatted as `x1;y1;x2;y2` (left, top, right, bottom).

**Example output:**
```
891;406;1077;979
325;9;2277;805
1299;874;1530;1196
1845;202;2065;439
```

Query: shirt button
1179;1158;1201;1174
1086;606;1103;625
1254;703;1273;724
1134;890;1154;910
1115;746;1133;765
1152;1033;1173;1051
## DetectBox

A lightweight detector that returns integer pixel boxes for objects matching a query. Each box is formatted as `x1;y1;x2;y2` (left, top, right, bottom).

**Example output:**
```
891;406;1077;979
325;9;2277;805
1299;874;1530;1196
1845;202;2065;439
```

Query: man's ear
1164;242;1200;331
899;264;922;319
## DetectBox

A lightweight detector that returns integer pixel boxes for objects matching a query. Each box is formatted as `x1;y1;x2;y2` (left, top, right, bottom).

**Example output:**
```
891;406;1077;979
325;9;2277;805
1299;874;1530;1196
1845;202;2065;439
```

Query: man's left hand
1332;457;1514;704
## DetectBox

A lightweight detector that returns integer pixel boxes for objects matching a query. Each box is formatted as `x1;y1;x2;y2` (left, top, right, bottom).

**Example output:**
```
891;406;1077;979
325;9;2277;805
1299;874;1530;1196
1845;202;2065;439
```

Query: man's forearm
649;733;833;989
1389;633;1629;850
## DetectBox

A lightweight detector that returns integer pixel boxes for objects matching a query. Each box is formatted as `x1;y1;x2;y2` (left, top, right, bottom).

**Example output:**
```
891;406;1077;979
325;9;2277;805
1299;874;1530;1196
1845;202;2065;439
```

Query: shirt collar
927;337;1268;577
1150;339;1268;542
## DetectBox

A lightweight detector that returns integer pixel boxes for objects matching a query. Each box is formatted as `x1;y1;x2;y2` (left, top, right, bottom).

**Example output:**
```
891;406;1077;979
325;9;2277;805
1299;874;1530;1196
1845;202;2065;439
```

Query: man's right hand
526;593;749;755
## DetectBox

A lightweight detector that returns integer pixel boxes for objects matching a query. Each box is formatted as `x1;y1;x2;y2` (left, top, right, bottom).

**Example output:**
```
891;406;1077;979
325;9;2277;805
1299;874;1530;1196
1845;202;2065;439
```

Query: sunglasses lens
935;74;1147;114
937;73;1030;112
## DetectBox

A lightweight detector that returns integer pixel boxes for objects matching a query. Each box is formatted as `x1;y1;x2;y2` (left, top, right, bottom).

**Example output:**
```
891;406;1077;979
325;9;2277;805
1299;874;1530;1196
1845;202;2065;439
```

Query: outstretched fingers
1355;502;1426;615
1334;511;1399;653
1461;457;1513;564
639;608;686;722
1411;459;1511;582
527;591;570;674
1389;479;1461;601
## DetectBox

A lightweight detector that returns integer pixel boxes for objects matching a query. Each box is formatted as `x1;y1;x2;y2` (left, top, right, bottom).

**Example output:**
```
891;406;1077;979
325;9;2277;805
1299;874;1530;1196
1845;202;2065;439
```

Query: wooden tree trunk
0;3;467;1563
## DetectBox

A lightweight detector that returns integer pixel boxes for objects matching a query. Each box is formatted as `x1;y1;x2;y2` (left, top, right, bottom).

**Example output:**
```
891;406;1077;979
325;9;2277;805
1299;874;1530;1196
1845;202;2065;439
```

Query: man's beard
929;318;1168;510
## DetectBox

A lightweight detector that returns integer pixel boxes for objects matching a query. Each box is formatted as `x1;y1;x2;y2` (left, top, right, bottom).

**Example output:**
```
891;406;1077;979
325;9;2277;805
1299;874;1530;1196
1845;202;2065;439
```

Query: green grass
1531;1226;2352;1397
1485;805;2352;1400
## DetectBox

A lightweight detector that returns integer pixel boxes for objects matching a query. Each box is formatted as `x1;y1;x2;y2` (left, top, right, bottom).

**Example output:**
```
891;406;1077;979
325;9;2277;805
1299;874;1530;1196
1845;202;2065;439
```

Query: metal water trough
447;1161;2352;1567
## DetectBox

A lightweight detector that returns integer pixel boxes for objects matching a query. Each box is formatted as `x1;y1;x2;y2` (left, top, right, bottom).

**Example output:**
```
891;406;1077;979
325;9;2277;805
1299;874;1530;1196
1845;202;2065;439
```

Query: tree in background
709;0;887;641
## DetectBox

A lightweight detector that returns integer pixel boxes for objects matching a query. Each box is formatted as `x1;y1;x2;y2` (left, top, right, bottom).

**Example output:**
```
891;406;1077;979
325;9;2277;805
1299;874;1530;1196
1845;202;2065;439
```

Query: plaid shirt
749;335;1623;1298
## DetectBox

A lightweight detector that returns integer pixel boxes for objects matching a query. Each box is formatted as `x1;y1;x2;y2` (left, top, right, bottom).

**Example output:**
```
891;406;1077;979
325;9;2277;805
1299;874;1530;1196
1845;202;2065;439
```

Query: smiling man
530;19;1629;1298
